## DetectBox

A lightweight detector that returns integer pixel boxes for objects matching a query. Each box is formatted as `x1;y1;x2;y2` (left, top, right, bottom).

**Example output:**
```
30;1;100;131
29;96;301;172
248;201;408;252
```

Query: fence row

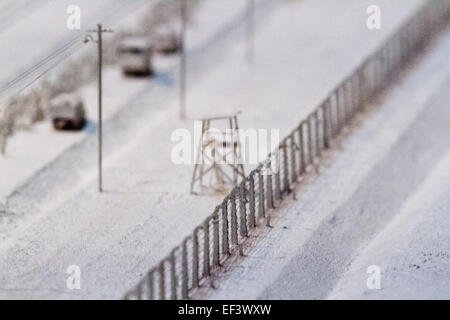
123;0;450;300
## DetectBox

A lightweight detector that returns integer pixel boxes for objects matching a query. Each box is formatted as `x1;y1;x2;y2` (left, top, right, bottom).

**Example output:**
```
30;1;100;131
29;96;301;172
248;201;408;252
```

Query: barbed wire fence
123;0;450;300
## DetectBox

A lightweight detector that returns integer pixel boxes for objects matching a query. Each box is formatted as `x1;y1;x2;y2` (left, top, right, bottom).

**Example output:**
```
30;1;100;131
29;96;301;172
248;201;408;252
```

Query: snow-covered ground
195;28;450;300
0;0;436;299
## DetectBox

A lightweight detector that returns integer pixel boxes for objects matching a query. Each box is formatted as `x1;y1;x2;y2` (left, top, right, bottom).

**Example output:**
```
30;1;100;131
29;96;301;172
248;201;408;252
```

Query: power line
0;0;151;102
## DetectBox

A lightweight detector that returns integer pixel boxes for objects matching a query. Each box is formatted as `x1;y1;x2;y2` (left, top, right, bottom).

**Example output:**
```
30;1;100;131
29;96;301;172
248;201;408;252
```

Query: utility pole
246;0;255;63
86;24;113;193
97;24;103;193
180;0;187;119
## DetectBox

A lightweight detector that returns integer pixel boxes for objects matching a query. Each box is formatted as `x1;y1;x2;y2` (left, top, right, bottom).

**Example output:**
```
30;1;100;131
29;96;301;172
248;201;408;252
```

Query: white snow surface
0;0;436;299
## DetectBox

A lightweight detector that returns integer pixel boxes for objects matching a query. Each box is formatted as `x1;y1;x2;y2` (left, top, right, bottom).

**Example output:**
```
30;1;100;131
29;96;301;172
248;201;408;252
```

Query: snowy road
0;0;433;299
196;27;450;300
